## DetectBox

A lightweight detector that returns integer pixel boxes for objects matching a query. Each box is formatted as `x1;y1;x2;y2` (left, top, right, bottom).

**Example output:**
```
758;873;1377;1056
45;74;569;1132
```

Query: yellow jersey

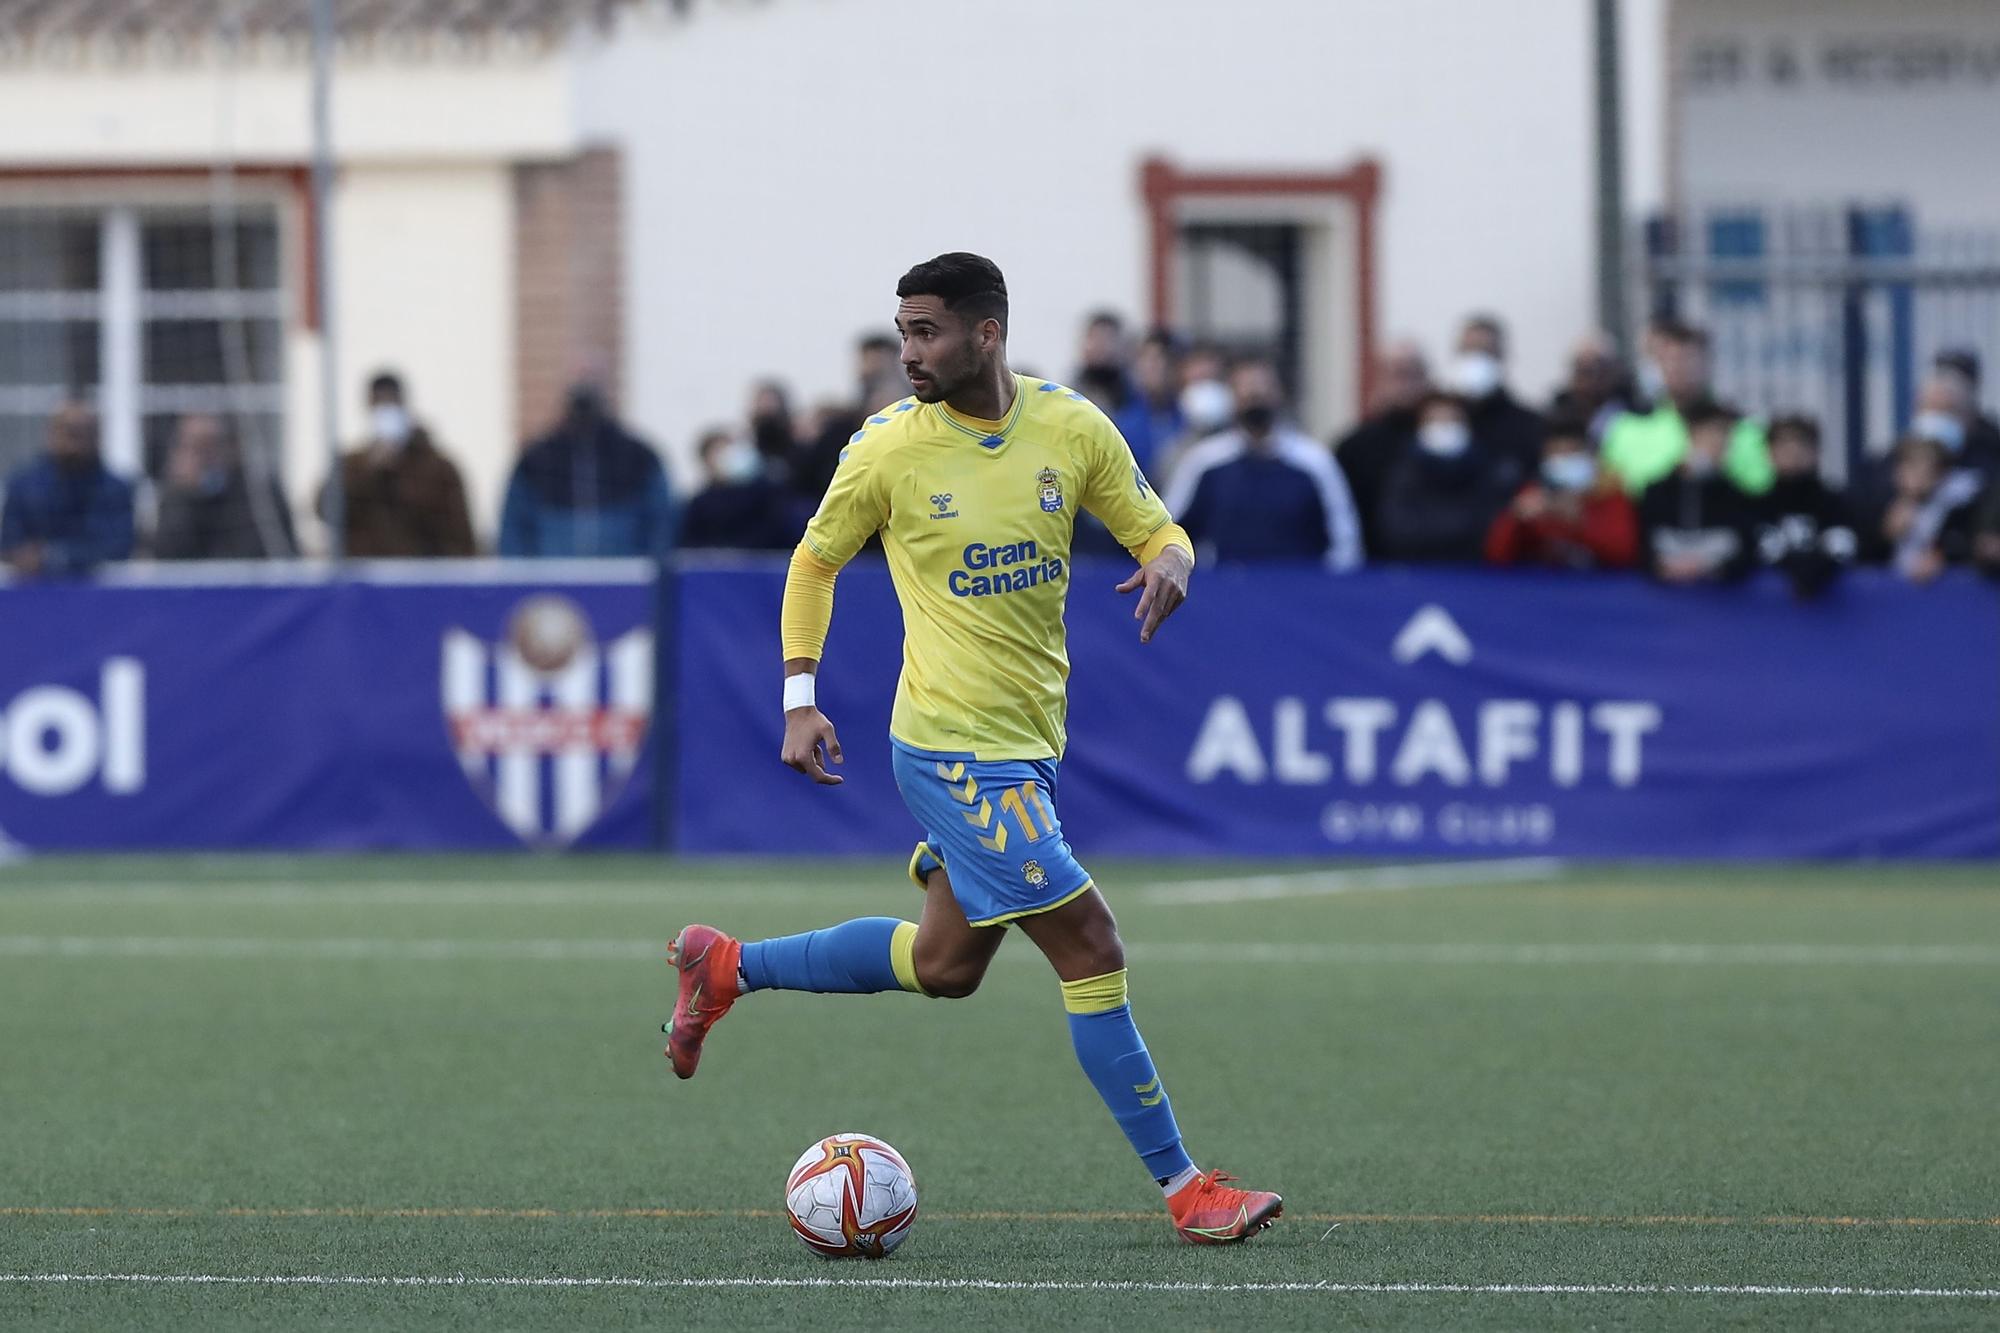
795;375;1189;761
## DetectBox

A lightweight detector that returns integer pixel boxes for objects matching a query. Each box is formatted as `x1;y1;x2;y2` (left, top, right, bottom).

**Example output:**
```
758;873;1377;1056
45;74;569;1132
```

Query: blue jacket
0;456;135;574
499;418;676;558
1163;428;1365;569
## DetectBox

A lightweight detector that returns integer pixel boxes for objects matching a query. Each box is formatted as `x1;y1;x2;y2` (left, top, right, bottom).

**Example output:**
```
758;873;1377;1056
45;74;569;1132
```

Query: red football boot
662;924;742;1080
1166;1170;1284;1244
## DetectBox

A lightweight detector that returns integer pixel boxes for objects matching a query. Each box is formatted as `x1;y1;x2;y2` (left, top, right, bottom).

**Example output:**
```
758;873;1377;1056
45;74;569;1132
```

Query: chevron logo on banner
440;594;652;848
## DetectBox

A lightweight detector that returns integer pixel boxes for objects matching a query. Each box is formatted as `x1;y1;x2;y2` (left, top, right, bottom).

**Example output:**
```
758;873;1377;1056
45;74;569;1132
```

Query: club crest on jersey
1037;467;1064;513
929;492;959;520
1022;859;1048;888
440;594;652;848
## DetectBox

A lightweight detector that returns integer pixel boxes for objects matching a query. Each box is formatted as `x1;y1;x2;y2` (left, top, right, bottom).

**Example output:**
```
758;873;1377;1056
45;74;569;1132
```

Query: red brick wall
512;146;623;445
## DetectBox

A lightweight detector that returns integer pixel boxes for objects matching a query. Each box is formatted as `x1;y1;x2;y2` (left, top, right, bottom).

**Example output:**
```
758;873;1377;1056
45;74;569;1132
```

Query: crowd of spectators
5;311;2000;592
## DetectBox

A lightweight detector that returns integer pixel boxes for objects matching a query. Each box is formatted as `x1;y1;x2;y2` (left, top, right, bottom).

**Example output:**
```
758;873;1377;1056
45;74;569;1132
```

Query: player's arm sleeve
1079;415;1194;567
782;447;888;661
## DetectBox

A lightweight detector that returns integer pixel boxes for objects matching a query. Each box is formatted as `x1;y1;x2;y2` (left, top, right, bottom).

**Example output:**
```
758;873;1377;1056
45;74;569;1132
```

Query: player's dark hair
1768;413;1820;450
897;253;1008;333
368;370;405;400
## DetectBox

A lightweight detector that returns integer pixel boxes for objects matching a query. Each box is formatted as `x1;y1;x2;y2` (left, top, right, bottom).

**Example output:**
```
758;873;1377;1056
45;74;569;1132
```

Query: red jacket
1485;482;1639;569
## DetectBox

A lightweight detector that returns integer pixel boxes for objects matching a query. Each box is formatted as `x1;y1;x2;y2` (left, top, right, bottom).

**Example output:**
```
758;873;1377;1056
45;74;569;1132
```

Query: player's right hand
781;707;845;785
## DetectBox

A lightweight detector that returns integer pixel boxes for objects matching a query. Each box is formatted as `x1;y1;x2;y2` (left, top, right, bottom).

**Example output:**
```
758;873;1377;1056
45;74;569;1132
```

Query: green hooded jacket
1601;405;1773;495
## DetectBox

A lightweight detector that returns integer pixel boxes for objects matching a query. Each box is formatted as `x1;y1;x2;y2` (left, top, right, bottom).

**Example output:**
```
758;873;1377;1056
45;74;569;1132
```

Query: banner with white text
676;564;2000;859
0;572;656;850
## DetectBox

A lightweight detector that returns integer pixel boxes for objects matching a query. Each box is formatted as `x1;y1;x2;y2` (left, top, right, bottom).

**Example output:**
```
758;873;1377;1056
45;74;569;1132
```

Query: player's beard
908;343;980;404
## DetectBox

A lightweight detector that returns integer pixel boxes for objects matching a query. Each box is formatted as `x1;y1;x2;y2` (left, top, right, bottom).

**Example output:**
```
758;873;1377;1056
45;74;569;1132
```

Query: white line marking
0;881;852;907
1140;858;1566;905
0;936;1993;966
1131;941;2000;966
1;1274;1995;1299
0;936;661;962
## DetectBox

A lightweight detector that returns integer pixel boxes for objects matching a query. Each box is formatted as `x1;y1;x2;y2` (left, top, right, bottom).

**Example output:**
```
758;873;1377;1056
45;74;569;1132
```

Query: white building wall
581;0;1668;461
1673;0;2000;226
0;54;576;165
308;163;517;543
0;50;577;545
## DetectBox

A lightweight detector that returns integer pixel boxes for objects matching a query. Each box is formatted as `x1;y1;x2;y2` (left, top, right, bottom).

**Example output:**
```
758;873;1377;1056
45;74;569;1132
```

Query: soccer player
664;253;1282;1245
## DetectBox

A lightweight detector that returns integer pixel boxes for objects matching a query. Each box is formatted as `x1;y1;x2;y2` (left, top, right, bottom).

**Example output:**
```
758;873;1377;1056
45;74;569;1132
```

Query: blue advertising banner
3;562;1994;856
0;566;656;850
676;563;2000;859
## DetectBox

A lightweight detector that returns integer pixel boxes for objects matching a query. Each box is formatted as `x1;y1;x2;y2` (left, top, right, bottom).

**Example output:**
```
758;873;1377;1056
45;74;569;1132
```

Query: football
783;1133;919;1259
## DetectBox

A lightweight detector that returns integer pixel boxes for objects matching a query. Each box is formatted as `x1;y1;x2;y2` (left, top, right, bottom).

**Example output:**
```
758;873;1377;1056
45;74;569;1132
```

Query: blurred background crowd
7;307;1999;596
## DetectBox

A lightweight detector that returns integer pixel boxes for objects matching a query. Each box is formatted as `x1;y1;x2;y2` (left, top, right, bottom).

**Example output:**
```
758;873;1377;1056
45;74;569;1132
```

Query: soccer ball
783;1133;919;1259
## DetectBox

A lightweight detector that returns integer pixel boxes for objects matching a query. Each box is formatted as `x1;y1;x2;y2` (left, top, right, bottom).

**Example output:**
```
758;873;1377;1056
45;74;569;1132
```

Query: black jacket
1638;471;1761;581
1756;474;1856;596
1469;389;1547;473
1333;407;1415;556
680;478;802;551
1377;444;1522;563
154;472;298;559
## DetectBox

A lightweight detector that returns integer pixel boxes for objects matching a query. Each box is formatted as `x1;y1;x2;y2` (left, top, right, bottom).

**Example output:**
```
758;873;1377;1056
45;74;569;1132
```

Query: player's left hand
1116;547;1192;644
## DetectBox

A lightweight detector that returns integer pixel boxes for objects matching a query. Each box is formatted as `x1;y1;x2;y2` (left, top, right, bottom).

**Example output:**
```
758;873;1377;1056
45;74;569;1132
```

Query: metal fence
1642;204;2000;483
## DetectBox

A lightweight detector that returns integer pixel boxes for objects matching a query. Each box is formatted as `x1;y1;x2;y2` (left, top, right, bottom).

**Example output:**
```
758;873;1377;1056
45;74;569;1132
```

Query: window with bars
0;204;286;488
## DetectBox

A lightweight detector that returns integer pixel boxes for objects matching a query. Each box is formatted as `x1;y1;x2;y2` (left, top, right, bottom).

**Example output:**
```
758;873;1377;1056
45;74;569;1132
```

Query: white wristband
783;673;817;712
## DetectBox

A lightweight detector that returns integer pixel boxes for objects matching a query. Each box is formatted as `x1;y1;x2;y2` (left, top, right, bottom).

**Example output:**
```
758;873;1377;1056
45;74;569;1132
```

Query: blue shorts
890;739;1093;928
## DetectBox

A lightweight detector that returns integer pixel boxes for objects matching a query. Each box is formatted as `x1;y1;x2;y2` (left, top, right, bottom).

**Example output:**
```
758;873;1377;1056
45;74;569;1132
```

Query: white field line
1133;941;2000;966
0;881;855;907
1;1273;1996;1299
1140;858;1566;906
0;935;1995;967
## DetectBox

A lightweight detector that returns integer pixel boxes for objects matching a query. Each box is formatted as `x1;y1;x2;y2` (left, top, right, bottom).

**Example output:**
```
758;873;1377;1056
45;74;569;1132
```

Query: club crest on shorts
1022;859;1048;888
440;594;652;848
1037;467;1064;513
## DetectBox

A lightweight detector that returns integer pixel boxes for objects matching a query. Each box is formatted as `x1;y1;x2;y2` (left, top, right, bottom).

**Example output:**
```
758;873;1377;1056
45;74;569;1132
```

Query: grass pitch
0;855;1996;1330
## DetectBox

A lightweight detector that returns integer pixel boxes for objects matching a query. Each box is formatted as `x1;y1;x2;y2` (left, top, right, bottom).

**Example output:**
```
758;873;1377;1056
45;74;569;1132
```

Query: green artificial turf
0;855;1996;1330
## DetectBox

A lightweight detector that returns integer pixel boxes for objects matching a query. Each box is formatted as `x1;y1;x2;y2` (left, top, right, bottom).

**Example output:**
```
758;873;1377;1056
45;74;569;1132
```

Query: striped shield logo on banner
439;594;652;847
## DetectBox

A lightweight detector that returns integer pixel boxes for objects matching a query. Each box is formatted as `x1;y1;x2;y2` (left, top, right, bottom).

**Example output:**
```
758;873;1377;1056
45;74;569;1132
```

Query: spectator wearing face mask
0;401;134;577
320;370;476;557
1906;361;2000;479
1603;321;1771;496
1871;434;1983;584
1376;391;1523;563
1111;329;1183;473
1073;310;1133;415
152;412;297;559
1636;401;1761;585
791;335;909;506
679;427;800;551
1548;331;1639;443
746;379;801;481
1335;340;1429;555
1149;344;1234;493
1445;314;1545;473
1163;359;1362;568
1935;349;2000;471
499;383;675;558
1483;416;1637;569
1755;414;1856;599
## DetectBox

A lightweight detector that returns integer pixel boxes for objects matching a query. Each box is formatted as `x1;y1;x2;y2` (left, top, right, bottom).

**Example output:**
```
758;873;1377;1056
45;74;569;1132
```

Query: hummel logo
929;492;960;521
